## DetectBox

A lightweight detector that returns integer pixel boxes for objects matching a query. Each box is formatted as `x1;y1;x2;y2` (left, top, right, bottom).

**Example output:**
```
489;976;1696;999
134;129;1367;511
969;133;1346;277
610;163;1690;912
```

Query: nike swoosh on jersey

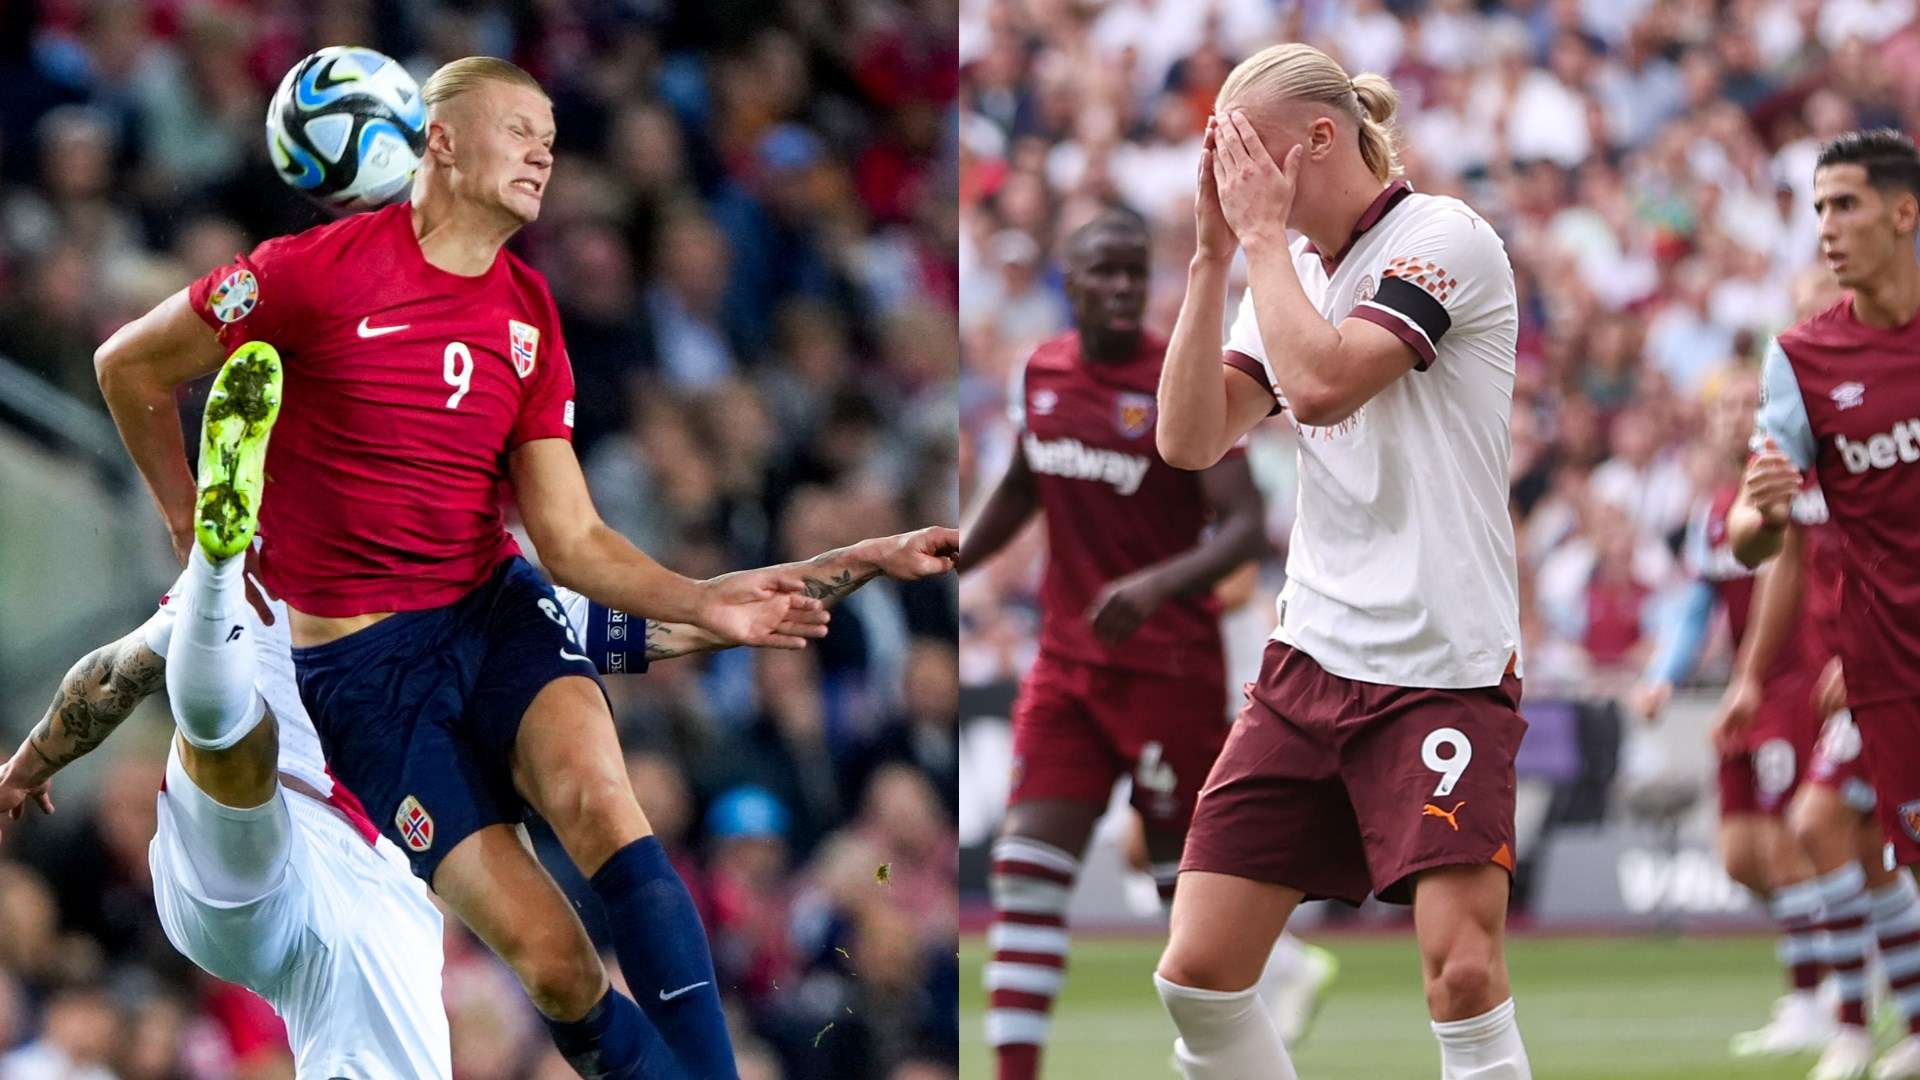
356;317;410;338
659;982;709;1001
560;647;591;663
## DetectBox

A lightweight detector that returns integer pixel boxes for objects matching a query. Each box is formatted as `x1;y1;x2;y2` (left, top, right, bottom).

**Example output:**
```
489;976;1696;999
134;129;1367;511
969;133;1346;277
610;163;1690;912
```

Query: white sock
1257;933;1309;998
166;548;266;751
1155;974;1296;1080
1432;998;1531;1080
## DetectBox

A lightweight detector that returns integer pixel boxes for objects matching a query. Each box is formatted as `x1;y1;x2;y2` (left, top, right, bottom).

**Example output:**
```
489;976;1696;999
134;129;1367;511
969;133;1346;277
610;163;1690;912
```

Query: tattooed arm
641;526;959;660
0;631;167;820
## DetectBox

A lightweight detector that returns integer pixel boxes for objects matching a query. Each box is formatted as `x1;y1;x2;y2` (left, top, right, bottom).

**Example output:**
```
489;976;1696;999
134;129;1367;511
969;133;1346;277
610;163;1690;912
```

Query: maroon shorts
1008;651;1229;831
1853;698;1920;865
1806;710;1877;814
1719;674;1822;818
1182;641;1525;906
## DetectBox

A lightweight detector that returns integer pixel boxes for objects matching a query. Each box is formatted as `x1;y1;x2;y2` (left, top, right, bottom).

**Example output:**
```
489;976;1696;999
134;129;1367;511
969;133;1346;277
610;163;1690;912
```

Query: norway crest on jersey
508;320;540;379
1115;392;1155;439
396;795;434;852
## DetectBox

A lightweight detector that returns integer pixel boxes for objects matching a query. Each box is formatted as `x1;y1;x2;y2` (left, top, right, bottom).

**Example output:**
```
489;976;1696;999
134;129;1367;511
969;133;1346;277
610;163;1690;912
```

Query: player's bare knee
510;934;607;1020
549;768;652;868
1788;794;1839;858
1155;946;1254;994
1721;845;1768;896
1425;951;1500;1021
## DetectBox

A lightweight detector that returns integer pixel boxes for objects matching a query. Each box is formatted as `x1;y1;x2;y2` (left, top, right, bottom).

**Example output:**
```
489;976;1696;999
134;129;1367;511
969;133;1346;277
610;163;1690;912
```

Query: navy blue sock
540;989;683;1080
590;836;737;1079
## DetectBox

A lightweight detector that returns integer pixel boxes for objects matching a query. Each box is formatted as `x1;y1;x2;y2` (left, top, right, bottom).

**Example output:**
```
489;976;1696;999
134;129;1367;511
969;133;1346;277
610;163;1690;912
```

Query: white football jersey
1224;184;1522;689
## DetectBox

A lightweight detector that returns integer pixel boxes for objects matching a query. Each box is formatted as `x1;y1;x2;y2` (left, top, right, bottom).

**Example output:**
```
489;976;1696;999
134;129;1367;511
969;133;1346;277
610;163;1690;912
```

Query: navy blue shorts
292;556;607;884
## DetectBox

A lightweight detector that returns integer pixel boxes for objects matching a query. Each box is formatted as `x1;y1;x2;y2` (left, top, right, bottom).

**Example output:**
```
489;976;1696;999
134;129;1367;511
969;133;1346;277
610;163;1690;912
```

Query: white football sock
1432;998;1531;1079
1155;974;1296;1080
165;547;266;751
1257;933;1309;997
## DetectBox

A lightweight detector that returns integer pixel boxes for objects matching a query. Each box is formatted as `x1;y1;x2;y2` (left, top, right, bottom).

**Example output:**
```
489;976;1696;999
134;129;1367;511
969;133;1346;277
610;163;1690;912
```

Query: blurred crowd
957;0;1918;703
0;0;959;1078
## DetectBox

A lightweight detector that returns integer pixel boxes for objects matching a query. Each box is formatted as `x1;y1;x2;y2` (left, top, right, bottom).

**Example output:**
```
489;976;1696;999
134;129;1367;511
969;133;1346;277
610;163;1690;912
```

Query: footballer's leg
1411;866;1531;1079
1339;672;1532;1079
1153;647;1372;1080
167;340;288;899
988;799;1104;1080
1786;780;1879;1074
1155;872;1301;1080
1720;811;1837;1056
509;675;735;1078
430;823;683;1079
983;657;1128;1080
1124;663;1341;1052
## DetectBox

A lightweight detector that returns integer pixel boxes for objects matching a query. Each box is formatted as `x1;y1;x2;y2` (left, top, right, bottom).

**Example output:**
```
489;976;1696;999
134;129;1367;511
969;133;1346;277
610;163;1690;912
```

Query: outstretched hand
0;760;54;843
695;569;828;650
866;526;959;581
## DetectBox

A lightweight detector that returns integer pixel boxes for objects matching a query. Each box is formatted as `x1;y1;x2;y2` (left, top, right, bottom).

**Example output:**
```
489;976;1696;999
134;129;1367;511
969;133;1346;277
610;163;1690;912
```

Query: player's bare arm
1157;120;1275;471
1087;454;1268;646
1714;526;1805;751
1213;110;1415;428
1730;441;1800;567
957;447;1038;573
509;437;823;648
0;631;166;829
94;289;228;564
642;526;957;659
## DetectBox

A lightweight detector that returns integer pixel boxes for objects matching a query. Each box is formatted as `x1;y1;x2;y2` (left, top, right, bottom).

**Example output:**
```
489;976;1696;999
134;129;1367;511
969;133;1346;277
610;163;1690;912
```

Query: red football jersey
1015;331;1232;680
1777;300;1920;705
187;202;575;616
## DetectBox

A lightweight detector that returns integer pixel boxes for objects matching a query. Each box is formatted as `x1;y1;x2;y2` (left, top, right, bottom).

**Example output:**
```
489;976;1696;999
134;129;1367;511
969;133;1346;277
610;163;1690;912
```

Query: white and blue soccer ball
266;46;426;211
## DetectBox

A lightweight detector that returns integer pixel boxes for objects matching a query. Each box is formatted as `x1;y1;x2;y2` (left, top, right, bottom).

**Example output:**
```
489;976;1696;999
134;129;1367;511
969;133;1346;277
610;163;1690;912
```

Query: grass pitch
961;932;1861;1079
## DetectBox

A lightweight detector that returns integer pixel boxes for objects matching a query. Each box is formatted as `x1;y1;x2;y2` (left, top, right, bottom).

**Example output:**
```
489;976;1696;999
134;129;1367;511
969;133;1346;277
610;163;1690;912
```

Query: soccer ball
266;46;426;211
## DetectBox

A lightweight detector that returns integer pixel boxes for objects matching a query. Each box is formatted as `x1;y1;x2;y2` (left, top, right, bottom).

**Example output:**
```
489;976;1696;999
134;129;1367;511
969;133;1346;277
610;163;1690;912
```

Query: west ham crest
508;320;540;379
1116;392;1155;439
1901;799;1920;843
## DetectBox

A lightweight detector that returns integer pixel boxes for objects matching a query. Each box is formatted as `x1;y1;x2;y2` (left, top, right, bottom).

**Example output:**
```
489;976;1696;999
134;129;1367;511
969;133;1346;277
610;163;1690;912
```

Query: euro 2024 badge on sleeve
209;268;258;324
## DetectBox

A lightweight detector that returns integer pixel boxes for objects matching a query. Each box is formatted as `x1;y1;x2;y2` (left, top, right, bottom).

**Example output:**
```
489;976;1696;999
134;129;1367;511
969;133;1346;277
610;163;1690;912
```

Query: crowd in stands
0;1;959;1077
958;0;1916;705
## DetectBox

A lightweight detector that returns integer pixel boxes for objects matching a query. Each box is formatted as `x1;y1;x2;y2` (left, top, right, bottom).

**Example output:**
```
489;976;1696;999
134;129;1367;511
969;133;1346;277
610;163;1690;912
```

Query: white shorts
149;755;451;1079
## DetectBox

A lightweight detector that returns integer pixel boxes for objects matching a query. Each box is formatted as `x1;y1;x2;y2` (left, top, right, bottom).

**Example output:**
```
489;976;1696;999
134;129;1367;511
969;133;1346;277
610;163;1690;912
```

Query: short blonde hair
421;56;549;112
1215;44;1402;183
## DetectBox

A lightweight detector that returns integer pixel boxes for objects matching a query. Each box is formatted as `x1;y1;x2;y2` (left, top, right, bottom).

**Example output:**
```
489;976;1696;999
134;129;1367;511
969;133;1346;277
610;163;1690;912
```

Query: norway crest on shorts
508;320;540;379
396;795;434;852
1900;799;1920;844
1115;392;1155;439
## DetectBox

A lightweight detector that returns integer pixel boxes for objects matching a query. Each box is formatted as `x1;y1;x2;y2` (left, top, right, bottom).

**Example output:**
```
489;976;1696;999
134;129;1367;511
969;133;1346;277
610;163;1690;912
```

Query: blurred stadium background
955;0;1920;1075
0;1;959;1079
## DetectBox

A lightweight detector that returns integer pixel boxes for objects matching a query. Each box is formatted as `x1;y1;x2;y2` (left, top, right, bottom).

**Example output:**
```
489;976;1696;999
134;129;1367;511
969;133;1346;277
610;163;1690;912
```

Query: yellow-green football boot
194;341;282;560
